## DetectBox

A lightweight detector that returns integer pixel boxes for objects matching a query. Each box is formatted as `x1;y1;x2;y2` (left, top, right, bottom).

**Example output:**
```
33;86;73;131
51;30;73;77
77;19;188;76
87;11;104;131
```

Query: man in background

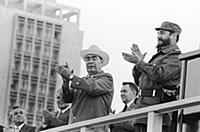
8;106;36;132
39;90;71;130
111;82;139;132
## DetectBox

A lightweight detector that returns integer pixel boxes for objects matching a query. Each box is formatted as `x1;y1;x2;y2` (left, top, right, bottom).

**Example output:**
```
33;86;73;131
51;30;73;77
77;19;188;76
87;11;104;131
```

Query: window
19;96;26;108
28;102;35;114
26;19;34;35
45;23;52;40
21;78;28;90
39;82;46;94
30;81;37;94
11;79;19;91
25;40;32;54
34;45;41;57
52;49;59;60
41;63;48;76
37;101;44;112
36;21;43;38
43;45;50;57
32;63;39;75
23;60;30;73
14;60;21;71
16;40;23;53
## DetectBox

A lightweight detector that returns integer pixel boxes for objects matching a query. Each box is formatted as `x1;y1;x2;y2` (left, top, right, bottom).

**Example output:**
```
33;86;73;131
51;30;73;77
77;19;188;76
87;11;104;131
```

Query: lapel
19;124;26;132
57;109;70;120
126;102;136;111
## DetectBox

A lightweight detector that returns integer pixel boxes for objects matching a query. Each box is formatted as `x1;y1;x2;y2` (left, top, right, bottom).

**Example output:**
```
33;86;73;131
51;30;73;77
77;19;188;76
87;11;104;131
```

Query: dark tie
122;104;127;112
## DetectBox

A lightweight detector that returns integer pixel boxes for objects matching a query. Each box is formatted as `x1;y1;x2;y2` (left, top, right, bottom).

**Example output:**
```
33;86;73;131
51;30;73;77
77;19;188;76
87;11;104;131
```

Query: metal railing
42;50;200;132
41;95;200;132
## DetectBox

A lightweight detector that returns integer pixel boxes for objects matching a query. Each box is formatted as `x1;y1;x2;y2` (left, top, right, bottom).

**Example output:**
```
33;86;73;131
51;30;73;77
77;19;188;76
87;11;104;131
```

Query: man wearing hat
122;21;182;132
55;45;114;132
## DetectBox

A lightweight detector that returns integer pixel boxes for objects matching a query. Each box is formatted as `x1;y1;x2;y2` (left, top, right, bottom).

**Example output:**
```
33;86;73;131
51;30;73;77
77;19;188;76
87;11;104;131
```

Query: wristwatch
69;73;74;80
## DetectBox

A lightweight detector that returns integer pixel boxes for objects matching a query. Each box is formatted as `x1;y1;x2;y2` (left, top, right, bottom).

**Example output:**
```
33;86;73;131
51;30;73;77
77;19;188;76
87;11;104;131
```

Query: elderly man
112;82;139;132
122;21;182;132
55;45;114;132
9;106;36;132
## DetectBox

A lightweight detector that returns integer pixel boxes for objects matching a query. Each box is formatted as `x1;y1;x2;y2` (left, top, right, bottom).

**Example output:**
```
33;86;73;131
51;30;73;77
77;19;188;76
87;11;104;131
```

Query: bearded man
122;21;182;132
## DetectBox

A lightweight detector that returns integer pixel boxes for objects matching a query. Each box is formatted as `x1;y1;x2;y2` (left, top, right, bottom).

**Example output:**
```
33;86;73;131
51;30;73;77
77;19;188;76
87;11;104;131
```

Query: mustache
158;38;164;41
87;62;96;67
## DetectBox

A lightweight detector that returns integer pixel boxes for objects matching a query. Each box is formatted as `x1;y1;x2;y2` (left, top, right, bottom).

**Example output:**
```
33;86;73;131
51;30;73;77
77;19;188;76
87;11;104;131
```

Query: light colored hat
80;45;109;67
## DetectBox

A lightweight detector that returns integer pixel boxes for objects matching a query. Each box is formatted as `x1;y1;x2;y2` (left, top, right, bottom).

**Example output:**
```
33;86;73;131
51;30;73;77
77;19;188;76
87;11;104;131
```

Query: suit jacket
112;101;136;132
40;108;70;130
19;124;36;132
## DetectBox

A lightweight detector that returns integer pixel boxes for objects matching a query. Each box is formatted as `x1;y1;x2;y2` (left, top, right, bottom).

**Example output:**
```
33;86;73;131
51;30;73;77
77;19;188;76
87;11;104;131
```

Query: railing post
177;60;188;132
147;112;163;132
80;127;87;132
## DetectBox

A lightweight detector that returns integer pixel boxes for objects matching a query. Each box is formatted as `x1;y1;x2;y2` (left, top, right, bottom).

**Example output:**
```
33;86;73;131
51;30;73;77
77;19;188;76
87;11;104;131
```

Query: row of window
15;38;59;60
13;59;56;76
17;17;62;42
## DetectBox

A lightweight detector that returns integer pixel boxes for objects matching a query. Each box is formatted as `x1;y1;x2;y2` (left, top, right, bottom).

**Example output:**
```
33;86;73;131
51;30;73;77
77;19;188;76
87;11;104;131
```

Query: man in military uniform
122;21;182;132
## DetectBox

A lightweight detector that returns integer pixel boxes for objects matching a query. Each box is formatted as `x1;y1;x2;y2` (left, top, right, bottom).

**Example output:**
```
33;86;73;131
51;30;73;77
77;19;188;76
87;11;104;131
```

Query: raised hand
55;64;72;80
131;44;147;62
122;44;147;64
122;52;140;64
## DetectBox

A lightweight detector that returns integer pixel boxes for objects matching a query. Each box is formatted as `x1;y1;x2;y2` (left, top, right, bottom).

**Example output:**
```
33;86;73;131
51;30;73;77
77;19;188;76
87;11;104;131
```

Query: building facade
0;0;83;126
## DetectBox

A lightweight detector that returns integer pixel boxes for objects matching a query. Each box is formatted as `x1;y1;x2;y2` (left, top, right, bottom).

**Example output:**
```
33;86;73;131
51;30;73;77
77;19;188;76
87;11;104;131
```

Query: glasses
157;30;174;35
84;55;100;62
13;111;24;115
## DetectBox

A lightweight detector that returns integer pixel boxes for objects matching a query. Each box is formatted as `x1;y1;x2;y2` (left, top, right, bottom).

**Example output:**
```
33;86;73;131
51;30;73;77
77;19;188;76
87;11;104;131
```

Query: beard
156;37;171;48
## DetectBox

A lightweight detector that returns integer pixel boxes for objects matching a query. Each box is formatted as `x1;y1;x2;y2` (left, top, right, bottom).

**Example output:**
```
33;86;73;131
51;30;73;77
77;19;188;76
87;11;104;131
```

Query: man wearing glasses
55;45;113;132
122;21;182;132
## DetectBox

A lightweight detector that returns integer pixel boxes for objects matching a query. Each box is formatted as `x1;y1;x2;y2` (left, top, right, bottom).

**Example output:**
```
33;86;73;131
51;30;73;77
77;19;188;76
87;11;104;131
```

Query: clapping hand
122;44;147;64
55;62;72;80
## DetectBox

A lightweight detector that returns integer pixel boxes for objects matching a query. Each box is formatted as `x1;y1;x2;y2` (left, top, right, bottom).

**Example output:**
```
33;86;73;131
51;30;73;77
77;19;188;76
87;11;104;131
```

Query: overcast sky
58;0;200;112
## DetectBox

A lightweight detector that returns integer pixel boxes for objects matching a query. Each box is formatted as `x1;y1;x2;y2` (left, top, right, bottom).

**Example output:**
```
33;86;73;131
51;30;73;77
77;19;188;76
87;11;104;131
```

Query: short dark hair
12;105;20;110
122;82;139;95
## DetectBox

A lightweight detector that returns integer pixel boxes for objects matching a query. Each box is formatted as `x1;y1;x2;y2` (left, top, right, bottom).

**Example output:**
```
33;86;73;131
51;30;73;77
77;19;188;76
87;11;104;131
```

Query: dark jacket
40;108;70;130
112;101;136;132
20;124;36;132
62;71;114;132
132;44;182;126
0;125;3;132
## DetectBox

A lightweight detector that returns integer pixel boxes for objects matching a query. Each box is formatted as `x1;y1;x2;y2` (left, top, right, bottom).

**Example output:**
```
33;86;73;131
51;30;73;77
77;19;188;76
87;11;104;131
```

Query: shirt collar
157;44;180;54
127;98;135;108
86;70;104;78
14;123;24;130
60;104;71;113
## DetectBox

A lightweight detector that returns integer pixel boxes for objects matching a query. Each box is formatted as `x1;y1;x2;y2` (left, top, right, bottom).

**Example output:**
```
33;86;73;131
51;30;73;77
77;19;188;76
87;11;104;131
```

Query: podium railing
41;95;200;132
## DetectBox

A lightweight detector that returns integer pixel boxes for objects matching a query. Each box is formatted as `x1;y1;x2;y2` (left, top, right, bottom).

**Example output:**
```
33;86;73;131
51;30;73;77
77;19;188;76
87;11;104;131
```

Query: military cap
155;21;182;34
